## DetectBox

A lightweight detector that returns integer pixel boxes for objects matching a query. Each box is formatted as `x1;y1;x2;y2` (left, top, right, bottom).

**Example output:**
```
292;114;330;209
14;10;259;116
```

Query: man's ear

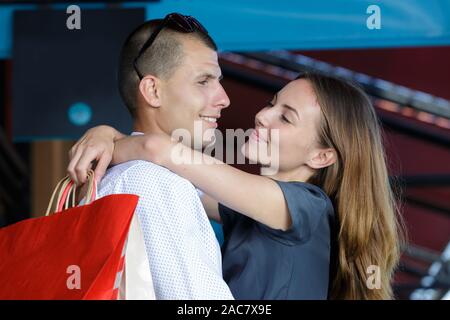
138;75;163;108
307;148;337;169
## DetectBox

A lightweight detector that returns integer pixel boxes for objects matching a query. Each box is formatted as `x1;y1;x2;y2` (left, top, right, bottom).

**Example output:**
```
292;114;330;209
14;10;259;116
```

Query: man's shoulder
99;160;196;194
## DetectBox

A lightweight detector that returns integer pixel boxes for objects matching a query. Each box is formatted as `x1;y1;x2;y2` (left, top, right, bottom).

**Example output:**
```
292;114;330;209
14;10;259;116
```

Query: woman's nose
255;108;271;128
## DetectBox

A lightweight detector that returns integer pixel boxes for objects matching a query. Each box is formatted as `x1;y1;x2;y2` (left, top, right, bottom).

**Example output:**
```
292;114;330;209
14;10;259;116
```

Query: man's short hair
118;19;217;117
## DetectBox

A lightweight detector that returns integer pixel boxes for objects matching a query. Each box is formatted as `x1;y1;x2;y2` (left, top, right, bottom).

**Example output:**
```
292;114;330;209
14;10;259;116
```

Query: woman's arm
67;127;223;223
68;128;291;230
113;134;292;230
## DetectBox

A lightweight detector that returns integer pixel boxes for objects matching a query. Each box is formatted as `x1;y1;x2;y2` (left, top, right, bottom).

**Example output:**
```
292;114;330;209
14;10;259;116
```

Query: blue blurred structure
67;102;93;126
211;220;224;246
1;0;450;58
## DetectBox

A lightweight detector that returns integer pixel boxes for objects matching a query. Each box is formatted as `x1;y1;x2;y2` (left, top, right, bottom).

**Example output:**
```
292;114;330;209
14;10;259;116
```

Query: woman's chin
241;142;268;165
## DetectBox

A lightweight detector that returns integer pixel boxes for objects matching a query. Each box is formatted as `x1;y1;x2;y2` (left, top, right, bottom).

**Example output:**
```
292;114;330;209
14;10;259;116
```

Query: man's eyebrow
196;73;223;80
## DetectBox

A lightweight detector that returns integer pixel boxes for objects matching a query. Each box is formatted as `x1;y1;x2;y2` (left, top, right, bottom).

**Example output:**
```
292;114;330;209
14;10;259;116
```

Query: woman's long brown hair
300;72;406;299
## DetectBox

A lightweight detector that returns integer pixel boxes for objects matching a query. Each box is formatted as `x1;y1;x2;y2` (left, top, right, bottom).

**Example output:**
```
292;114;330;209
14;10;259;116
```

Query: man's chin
201;137;216;150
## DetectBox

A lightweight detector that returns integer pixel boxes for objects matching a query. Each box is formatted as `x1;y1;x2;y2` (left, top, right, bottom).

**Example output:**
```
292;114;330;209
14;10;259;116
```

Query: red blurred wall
220;46;450;257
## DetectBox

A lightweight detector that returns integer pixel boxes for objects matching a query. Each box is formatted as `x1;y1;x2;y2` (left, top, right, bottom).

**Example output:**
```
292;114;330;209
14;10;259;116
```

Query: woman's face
242;79;323;173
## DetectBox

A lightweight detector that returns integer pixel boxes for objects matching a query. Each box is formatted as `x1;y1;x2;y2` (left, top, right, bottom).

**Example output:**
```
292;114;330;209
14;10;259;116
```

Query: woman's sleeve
259;180;334;245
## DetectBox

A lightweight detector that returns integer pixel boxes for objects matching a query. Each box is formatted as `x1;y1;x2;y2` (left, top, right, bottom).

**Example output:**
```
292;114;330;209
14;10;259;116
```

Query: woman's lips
250;128;267;143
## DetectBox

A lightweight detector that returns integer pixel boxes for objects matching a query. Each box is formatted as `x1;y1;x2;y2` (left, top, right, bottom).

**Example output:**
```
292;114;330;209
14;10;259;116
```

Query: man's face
157;38;230;147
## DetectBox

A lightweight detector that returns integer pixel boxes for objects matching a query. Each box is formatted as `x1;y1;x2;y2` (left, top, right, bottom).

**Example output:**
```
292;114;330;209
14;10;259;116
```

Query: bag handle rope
45;170;96;216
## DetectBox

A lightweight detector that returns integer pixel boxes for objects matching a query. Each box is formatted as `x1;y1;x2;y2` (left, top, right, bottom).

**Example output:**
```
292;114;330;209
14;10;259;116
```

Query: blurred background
0;0;449;300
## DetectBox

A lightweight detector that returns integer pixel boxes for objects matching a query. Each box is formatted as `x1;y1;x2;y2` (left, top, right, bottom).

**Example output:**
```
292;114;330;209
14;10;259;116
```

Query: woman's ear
307;148;337;169
138;75;163;108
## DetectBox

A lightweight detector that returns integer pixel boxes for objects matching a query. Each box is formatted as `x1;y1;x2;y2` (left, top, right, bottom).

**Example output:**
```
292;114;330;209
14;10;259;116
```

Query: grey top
219;180;337;300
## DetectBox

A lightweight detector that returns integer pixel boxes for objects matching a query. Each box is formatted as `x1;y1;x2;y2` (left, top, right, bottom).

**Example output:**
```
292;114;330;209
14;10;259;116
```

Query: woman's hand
67;125;125;185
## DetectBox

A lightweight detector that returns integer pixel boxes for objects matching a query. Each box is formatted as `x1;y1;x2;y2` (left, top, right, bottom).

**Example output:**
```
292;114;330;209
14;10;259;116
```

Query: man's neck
133;123;165;135
133;111;166;135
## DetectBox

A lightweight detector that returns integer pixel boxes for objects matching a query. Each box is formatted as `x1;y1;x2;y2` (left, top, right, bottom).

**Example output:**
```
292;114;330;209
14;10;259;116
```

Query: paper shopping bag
0;171;138;299
118;213;156;300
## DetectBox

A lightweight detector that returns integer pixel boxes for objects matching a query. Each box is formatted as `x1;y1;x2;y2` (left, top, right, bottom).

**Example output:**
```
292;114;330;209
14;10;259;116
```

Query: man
68;13;232;299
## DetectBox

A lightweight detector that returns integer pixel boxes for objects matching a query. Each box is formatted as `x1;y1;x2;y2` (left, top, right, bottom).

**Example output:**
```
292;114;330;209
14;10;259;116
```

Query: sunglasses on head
133;13;208;80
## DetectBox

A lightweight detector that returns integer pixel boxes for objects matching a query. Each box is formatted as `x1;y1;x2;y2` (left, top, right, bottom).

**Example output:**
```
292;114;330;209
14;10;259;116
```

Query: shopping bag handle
45;170;97;216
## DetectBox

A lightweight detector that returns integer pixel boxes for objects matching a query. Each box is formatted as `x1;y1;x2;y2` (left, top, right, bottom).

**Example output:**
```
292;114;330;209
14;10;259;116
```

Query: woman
68;72;404;299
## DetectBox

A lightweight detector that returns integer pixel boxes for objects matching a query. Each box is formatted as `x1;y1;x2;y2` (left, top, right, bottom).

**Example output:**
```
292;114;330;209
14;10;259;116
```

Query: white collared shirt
97;133;233;300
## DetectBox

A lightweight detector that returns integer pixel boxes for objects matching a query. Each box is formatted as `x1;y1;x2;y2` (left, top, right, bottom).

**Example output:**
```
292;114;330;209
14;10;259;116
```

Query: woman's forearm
159;140;291;230
112;134;152;165
112;133;291;230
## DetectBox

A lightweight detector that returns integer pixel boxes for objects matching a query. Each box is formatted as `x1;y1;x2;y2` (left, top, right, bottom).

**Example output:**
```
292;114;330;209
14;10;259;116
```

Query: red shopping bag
0;171;139;300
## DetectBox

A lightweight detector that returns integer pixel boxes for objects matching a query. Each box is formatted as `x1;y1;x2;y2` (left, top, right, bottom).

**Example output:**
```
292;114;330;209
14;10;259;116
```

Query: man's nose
214;84;231;110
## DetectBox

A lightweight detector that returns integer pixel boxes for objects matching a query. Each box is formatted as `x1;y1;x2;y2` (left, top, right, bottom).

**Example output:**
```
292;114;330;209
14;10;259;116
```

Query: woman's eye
281;115;290;123
198;80;208;85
